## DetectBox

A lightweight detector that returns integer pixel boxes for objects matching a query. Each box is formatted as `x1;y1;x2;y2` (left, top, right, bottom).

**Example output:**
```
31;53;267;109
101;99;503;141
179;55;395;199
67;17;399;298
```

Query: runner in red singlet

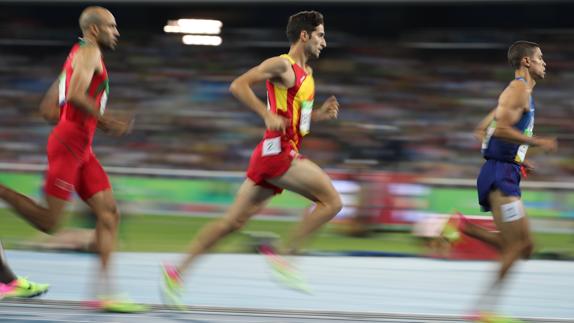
0;6;145;313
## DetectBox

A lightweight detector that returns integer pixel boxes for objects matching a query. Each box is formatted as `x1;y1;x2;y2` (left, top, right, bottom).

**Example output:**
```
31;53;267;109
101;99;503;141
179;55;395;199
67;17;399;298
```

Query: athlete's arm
39;79;60;124
67;46;131;136
312;95;339;122
229;56;292;132
474;108;496;142
493;81;556;152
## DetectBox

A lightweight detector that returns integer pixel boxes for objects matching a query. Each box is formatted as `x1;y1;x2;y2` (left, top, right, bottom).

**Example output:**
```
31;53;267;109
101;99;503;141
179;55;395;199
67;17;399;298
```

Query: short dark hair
286;11;324;44
507;41;540;69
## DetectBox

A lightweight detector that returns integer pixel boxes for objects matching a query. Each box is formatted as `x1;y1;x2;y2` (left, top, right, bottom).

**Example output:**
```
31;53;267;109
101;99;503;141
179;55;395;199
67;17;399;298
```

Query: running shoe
101;298;148;313
259;245;311;294
441;212;469;244
160;263;185;309
0;277;49;299
468;311;524;323
85;296;148;313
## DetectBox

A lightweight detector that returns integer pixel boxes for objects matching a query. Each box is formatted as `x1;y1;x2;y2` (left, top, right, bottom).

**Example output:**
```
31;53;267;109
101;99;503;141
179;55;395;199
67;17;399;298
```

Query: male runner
0;6;145;312
0;241;49;299
161;10;341;306
442;41;557;322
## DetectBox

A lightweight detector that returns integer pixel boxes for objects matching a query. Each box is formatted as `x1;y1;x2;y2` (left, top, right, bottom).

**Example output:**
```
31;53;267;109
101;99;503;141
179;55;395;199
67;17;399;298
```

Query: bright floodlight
182;35;222;46
164;19;222;35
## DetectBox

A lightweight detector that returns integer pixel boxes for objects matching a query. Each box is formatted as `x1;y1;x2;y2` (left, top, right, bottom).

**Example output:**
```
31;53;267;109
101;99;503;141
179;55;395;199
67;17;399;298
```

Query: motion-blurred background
0;0;572;260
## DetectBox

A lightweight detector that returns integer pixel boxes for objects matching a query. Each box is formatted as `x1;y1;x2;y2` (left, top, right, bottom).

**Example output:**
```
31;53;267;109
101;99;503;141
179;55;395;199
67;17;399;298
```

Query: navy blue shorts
476;159;522;212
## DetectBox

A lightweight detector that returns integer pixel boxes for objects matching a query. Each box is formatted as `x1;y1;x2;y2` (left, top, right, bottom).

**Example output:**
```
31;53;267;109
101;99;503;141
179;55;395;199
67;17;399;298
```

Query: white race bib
262;137;281;156
501;200;524;223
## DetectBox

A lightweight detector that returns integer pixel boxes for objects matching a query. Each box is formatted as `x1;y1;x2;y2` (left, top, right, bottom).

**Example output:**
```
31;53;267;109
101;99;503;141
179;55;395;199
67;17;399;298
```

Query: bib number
262;137;281;156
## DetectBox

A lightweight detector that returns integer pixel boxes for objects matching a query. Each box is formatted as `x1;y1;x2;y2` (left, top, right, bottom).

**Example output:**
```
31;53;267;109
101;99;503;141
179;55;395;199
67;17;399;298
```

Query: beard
98;38;116;50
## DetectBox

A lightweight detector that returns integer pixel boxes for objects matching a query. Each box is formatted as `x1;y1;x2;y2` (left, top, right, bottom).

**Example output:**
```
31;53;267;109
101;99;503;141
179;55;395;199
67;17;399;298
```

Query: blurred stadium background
0;0;573;260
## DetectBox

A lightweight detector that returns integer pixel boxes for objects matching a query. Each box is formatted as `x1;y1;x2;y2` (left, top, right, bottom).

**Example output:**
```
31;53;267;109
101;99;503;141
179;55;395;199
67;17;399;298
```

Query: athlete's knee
318;193;343;219
39;212;64;234
97;203;120;230
327;193;343;216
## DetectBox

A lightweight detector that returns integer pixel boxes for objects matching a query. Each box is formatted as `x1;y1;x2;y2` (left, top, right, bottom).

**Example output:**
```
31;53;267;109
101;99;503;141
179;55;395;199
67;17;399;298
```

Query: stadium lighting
164;19;222;35
182;35;222;46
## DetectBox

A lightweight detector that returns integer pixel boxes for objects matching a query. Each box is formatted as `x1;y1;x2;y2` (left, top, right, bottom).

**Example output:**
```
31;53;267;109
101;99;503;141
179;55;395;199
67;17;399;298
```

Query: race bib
262;137;281;156
501;200;524;223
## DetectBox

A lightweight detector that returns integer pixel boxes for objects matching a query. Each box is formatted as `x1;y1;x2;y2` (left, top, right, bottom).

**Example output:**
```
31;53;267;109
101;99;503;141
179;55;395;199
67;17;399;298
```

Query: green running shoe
0;277;49;299
100;298;149;313
441;212;469;243
259;245;311;294
472;311;525;323
161;263;186;309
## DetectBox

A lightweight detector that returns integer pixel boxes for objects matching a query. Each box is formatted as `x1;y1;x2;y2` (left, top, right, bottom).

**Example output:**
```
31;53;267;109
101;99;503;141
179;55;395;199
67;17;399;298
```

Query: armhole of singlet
514;76;527;84
273;54;296;89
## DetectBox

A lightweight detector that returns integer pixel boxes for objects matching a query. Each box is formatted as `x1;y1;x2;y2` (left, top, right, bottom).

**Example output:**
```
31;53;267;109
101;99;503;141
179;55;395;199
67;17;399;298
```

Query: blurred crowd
1;22;573;180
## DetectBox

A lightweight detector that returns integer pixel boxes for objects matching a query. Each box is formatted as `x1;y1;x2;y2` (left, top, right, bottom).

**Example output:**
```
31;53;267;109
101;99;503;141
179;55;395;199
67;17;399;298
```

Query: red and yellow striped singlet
264;54;315;152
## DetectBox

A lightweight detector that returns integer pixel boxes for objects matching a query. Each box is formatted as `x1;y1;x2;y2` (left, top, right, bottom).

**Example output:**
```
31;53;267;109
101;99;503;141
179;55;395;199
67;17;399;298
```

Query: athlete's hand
100;116;134;136
264;112;288;133
533;137;558;153
473;129;486;143
317;95;339;120
522;159;536;174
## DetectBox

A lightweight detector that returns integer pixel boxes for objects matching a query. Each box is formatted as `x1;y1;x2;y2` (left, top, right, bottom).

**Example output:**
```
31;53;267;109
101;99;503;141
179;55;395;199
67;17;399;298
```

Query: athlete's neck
81;35;101;51
287;44;308;68
514;69;536;89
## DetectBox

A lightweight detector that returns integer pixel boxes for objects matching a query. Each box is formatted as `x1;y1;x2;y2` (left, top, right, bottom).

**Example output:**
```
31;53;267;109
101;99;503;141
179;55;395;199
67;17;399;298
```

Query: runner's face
97;13;120;50
528;47;546;79
305;24;326;59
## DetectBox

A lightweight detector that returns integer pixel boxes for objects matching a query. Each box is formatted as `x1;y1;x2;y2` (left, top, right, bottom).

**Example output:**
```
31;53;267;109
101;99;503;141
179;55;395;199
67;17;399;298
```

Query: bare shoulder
73;45;101;69
499;80;530;108
259;56;292;73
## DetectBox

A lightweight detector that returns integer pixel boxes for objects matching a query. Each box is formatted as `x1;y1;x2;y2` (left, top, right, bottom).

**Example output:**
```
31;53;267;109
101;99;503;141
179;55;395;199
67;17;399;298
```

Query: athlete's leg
460;220;503;250
82;185;146;312
0;241;16;284
0;132;82;233
268;158;342;254
177;179;275;275
74;153;119;298
476;189;532;313
0;241;49;299
489;189;533;282
0;185;67;233
84;189;119;284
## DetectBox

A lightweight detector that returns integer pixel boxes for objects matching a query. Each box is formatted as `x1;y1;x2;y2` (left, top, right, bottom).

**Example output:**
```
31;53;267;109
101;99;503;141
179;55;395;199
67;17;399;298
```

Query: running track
1;251;572;322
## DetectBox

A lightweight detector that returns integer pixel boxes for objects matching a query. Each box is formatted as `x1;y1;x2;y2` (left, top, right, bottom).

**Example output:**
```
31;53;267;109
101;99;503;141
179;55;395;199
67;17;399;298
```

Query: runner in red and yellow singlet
0;6;146;313
246;53;316;194
161;11;342;306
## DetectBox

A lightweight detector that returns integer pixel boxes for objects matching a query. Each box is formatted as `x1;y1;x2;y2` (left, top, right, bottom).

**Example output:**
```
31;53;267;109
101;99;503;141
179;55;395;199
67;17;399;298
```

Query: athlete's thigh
267;158;338;203
489;189;530;246
75;154;112;202
223;179;275;222
45;134;82;202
